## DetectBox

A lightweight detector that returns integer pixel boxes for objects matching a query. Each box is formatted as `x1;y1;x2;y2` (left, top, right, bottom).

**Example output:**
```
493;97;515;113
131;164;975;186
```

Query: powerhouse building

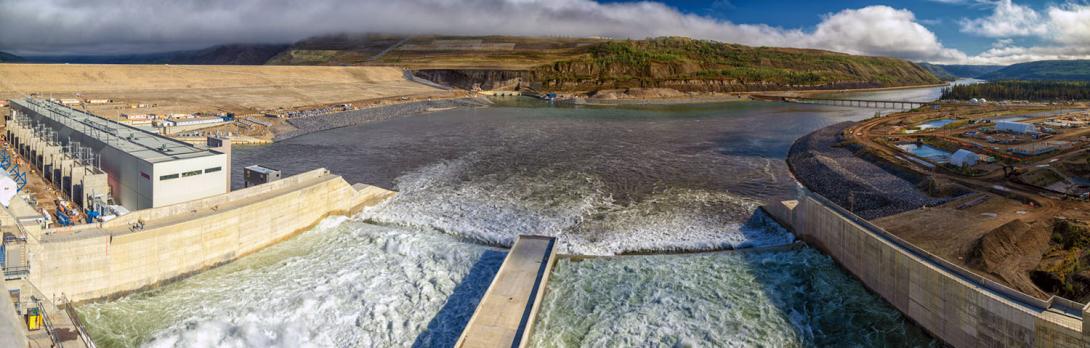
6;98;228;210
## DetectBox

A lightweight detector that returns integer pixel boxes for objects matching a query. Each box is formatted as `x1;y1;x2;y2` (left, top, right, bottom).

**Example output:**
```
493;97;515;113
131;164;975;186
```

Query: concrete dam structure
23;168;394;303
765;188;1089;347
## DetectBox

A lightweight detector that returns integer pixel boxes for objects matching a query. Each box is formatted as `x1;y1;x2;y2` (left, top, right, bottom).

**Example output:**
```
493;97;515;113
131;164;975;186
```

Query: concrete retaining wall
25;169;395;302
764;188;1089;347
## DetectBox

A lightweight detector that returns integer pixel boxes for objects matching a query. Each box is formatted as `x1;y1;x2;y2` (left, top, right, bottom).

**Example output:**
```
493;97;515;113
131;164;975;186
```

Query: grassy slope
980;60;1090;81
528;38;940;89
918;63;958;81
272;35;941;91
937;64;1005;78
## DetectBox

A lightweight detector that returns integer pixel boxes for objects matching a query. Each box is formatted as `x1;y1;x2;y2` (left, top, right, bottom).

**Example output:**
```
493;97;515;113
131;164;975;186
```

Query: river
77;85;954;347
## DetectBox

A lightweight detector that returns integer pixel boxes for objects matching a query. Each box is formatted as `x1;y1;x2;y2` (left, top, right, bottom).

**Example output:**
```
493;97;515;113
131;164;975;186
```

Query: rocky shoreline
274;97;492;141
786;122;958;220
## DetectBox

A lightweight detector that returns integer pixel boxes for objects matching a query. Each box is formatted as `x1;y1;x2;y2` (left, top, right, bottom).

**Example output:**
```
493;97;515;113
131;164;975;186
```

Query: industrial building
6;98;229;211
996;121;1038;134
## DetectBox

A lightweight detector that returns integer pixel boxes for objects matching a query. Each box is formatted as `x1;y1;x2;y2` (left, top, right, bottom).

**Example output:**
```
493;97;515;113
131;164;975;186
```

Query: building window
204;167;222;173
160;174;179;180
181;170;202;177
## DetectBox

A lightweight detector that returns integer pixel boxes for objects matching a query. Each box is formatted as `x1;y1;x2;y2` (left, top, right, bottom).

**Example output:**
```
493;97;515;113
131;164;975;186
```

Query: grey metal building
6;98;228;210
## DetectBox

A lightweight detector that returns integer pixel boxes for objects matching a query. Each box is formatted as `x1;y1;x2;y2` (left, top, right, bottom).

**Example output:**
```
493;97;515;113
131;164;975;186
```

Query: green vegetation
980;60;1090;81
1033;219;1090;302
531;37;941;91
1053;219;1090;250
917;63;958;81
933;64;1004;78
942;80;1090;101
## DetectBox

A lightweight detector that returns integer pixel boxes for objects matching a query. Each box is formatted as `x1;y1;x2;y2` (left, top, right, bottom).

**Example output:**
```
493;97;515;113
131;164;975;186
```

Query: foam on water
361;155;794;256
78;219;505;348
530;248;939;347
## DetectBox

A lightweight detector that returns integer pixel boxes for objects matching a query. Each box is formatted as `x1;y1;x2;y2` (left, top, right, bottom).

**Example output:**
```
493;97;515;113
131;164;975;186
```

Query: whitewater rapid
360;154;795;256
530;249;937;347
78;218;506;348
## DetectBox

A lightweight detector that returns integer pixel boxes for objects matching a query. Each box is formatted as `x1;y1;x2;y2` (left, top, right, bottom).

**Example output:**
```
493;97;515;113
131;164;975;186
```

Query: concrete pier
457;235;557;348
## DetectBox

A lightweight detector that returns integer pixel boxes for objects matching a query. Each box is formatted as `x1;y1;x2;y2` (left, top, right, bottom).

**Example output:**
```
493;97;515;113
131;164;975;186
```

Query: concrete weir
23;168;395;303
764;188;1090;347
457;235;558;348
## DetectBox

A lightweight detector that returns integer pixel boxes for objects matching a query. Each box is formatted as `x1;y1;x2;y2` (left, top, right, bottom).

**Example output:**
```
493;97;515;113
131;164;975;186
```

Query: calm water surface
80;88;948;347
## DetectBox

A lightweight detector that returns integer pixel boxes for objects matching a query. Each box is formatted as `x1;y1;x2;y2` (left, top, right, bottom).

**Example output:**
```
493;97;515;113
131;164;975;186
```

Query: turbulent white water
361;154;794;256
530;249;938;347
78;218;507;348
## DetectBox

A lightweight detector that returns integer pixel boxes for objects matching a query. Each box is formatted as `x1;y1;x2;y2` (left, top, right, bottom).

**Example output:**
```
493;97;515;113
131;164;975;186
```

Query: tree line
941;80;1090;101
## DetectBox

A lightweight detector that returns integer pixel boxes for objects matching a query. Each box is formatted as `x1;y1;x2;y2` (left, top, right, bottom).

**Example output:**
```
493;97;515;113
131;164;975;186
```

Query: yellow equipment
25;307;41;331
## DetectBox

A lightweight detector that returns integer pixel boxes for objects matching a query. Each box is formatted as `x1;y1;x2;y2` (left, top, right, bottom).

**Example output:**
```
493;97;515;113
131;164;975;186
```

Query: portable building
950;149;978;167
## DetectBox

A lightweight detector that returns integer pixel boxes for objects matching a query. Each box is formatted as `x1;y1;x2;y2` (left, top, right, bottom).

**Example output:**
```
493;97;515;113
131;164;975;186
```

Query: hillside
939;64;1004;78
0;51;23;62
980;60;1090;81
275;35;940;93
525;38;941;92
918;63;957;81
24;44;288;65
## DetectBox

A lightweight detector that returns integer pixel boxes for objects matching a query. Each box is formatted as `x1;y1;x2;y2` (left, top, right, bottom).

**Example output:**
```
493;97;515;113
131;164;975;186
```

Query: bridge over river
753;95;937;110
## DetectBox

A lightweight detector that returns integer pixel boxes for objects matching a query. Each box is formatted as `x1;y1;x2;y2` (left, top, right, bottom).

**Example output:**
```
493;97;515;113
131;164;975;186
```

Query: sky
1;0;1089;65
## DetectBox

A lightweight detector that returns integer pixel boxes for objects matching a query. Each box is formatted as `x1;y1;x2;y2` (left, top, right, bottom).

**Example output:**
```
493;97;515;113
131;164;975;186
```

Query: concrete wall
151;154;227;207
25;169;395;302
765;188;1089;347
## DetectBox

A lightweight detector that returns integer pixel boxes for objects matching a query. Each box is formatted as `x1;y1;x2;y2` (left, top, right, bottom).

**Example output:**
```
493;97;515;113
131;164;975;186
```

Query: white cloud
0;0;966;64
1047;4;1090;45
954;1;1090;64
804;6;966;63
959;0;1046;37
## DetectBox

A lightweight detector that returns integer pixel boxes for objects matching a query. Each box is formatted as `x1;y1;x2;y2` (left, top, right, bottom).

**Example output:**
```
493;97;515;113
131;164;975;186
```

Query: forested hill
941;81;1090;101
284;35;940;92
0;51;23;62
979;60;1090;81
24;44;288;65
521;38;941;92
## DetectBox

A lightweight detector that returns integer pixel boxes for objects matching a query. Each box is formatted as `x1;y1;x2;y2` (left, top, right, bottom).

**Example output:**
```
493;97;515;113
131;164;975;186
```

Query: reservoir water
78;86;949;347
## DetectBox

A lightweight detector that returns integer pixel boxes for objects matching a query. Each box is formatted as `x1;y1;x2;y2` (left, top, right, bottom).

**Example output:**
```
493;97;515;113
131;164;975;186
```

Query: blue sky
656;0;1002;55
1;0;1089;64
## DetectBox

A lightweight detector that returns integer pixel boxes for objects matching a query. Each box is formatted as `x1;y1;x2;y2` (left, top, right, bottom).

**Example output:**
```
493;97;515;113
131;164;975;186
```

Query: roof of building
244;165;279;174
10;98;220;163
950;149;978;166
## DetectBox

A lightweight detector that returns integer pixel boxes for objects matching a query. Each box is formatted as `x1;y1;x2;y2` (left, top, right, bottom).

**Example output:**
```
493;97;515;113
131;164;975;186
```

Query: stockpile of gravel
275;98;490;141
788;122;950;220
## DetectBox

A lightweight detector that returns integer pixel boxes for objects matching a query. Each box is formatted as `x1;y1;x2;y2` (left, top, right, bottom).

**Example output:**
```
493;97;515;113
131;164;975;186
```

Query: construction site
790;100;1090;307
0;64;459;143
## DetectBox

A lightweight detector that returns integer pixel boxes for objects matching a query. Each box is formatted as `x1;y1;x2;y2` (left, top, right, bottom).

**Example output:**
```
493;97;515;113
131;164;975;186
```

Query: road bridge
754;95;936;110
